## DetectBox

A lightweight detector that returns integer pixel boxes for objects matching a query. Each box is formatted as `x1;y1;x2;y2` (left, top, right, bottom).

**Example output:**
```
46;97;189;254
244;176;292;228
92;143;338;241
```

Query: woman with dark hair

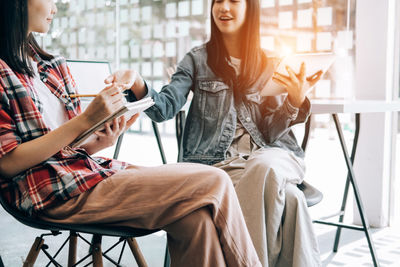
0;1;261;266
110;0;323;266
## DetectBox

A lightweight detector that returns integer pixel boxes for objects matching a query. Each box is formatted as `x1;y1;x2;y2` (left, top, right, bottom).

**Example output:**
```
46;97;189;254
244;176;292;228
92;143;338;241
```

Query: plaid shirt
0;50;128;214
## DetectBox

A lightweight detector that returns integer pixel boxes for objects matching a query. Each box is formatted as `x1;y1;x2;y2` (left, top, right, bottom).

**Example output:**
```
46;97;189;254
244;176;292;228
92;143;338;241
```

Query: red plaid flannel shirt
0;50;128;214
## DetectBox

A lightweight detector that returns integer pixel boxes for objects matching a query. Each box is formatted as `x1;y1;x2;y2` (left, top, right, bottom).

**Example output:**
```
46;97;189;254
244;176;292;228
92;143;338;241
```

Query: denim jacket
140;44;311;165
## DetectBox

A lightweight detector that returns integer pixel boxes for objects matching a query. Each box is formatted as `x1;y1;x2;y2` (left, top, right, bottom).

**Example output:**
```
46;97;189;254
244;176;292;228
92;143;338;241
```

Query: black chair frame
0;185;158;267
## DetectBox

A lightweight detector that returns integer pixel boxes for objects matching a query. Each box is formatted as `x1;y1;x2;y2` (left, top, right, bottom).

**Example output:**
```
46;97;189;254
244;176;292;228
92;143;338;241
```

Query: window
45;0;356;134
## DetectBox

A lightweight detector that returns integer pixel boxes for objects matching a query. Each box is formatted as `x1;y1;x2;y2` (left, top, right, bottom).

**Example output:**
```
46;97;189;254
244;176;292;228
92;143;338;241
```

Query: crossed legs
40;163;261;267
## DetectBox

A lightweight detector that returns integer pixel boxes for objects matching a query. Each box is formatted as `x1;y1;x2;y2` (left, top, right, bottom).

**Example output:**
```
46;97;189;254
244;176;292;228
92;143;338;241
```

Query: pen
64;93;128;98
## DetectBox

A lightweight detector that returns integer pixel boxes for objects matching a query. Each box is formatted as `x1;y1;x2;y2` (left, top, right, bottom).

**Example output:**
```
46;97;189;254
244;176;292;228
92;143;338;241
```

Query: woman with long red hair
110;0;323;265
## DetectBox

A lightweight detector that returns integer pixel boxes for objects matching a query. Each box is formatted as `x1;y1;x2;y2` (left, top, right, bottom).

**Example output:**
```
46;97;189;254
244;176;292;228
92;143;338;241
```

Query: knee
248;150;284;175
201;165;233;188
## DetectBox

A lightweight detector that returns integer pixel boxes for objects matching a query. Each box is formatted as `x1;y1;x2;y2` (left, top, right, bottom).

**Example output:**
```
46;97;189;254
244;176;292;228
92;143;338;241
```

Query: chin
37;27;50;34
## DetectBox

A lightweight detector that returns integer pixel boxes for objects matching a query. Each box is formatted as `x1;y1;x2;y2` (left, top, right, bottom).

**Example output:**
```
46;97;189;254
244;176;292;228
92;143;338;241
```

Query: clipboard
260;53;336;96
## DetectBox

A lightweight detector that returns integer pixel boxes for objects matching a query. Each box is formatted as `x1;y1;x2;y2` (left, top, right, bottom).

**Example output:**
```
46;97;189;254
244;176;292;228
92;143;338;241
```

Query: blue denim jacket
140;45;311;165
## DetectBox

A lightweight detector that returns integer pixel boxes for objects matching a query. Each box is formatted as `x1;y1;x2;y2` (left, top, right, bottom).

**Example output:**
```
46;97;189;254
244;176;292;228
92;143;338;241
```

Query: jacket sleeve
260;95;311;143
139;53;195;122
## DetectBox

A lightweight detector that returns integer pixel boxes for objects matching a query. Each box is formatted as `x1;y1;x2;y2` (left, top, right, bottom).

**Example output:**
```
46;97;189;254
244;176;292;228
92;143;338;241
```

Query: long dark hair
206;0;267;100
0;0;53;77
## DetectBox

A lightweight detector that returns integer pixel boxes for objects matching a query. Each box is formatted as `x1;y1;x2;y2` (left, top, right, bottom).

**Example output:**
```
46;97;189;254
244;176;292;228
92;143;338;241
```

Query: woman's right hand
105;69;147;99
81;84;125;128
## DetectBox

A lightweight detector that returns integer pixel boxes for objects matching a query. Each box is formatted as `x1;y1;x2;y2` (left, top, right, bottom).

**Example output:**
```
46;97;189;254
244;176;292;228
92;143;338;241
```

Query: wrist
76;112;95;131
288;95;305;108
130;75;146;99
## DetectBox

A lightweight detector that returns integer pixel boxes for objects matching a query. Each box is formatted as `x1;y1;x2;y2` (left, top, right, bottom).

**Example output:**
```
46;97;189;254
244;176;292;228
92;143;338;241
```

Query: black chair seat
297;181;323;207
0;194;157;238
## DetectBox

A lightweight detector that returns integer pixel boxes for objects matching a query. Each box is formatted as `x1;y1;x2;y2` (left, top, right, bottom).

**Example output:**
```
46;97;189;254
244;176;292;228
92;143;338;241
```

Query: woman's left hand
81;113;139;154
93;114;139;148
272;62;322;108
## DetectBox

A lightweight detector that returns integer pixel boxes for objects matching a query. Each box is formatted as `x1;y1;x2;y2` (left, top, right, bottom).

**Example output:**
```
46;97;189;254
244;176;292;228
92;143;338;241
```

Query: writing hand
82;84;125;127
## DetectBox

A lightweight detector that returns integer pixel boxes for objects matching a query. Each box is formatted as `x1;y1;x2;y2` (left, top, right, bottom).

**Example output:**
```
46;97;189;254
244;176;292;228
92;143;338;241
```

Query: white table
311;99;400;114
304;99;400;267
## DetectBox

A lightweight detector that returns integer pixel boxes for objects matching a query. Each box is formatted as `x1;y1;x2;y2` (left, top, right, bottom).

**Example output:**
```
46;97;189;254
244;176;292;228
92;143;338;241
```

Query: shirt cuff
298;97;311;117
284;98;300;120
123;80;150;102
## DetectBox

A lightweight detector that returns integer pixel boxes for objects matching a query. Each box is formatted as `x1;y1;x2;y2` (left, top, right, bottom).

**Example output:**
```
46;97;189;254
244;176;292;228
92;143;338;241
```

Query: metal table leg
330;113;380;267
332;114;360;251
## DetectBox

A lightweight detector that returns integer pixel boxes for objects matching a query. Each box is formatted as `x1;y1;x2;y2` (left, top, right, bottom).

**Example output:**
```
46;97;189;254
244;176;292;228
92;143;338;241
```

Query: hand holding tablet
260;53;336;97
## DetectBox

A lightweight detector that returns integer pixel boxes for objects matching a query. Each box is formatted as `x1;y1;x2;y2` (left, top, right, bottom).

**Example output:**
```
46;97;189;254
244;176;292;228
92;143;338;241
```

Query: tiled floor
1;129;400;266
315;224;400;267
1;210;400;266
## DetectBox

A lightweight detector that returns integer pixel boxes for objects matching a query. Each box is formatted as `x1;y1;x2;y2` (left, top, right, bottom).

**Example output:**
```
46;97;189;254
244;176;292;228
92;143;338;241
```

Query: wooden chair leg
127;238;148;267
23;237;44;267
91;234;103;267
68;232;78;267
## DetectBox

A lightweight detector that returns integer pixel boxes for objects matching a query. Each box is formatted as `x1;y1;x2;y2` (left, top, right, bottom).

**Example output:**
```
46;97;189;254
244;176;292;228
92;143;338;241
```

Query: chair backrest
66;60;112;95
66;59;112;110
66;59;126;160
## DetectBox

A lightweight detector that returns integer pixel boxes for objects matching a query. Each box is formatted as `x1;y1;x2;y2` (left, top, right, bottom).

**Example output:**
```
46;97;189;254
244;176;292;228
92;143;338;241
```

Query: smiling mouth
219;17;233;21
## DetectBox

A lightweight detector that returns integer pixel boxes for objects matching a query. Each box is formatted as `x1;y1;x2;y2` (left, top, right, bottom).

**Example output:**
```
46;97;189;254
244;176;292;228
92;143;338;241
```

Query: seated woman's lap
39;163;233;230
245;147;305;185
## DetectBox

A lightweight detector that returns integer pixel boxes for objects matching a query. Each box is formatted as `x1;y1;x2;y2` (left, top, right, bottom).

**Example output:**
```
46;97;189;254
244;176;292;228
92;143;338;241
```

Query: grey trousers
215;147;321;267
39;163;261;267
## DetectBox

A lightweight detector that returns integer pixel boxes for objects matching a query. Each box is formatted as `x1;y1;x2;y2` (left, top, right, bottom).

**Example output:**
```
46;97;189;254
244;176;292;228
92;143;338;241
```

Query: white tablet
260;53;336;96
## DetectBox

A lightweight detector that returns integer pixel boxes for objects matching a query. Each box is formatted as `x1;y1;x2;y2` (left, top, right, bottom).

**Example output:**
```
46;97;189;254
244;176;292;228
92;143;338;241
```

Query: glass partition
43;0;357;138
47;0;356;100
260;0;356;99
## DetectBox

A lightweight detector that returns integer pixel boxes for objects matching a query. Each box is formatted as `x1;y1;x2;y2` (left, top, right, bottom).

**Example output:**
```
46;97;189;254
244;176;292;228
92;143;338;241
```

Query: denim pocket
198;80;230;93
197;80;231;119
183;80;232;155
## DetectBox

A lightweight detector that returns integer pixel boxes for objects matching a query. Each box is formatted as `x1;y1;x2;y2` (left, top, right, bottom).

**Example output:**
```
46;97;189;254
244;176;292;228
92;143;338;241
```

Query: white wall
353;0;398;227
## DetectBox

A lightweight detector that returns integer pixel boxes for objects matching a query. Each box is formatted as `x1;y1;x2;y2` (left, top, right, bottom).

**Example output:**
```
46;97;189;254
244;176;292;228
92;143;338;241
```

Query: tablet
260;53;336;96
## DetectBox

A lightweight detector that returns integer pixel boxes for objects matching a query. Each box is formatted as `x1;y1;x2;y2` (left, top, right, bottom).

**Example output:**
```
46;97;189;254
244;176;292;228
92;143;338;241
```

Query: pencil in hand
64;94;97;98
63;93;128;98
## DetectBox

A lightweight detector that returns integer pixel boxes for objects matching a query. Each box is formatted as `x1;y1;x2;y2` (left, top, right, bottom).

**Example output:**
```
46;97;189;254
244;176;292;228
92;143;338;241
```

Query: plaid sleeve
65;64;81;113
0;82;21;158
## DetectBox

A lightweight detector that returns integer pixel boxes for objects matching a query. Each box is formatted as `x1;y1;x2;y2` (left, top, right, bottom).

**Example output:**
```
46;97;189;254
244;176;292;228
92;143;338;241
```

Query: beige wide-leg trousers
39;163;261;267
215;148;321;267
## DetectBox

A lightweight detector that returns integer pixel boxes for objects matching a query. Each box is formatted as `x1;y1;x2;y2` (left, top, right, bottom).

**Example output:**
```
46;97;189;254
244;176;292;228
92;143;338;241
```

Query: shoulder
0;58;14;78
43;55;73;80
177;44;207;72
187;43;208;59
47;55;68;70
190;43;207;53
0;59;27;94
